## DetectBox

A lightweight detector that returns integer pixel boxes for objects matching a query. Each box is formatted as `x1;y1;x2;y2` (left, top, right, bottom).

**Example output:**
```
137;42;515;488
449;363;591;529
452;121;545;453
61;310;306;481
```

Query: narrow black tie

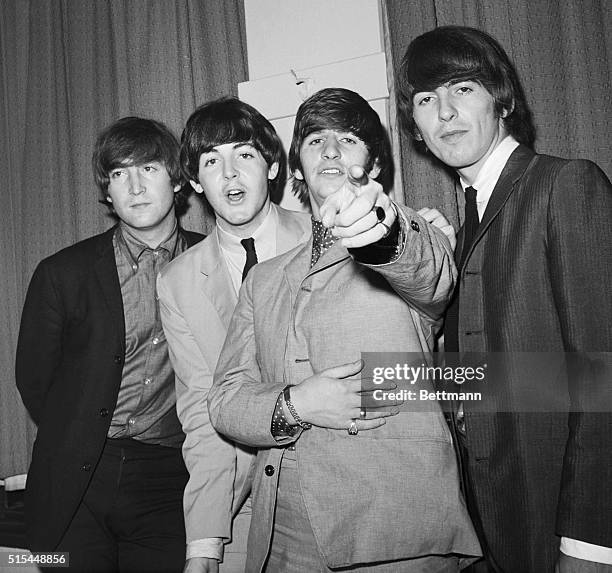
240;237;258;282
443;186;501;571
444;186;479;354
458;186;479;270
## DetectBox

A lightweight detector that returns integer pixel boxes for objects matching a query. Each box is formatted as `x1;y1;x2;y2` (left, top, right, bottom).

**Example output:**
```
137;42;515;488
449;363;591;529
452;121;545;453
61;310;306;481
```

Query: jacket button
410;220;420;232
114;355;123;364
264;465;275;476
99;408;109;417
80;463;92;472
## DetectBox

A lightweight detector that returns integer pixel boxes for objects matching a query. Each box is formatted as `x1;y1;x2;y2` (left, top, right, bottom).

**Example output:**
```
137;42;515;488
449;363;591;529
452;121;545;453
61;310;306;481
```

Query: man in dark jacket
16;116;204;572
398;25;612;573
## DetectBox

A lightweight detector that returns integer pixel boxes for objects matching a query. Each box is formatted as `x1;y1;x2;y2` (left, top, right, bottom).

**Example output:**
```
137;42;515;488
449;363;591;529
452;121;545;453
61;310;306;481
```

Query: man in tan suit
209;88;480;571
157;98;310;573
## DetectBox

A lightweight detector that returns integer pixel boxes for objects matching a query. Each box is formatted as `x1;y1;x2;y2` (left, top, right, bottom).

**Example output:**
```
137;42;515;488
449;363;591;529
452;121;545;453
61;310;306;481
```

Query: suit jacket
15;225;203;551
452;145;612;572
209;206;481;572
156;204;311;547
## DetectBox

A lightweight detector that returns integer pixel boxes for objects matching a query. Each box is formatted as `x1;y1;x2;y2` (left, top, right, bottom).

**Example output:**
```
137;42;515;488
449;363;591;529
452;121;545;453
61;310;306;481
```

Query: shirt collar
310;217;336;267
215;202;275;254
459;136;520;211
118;220;179;262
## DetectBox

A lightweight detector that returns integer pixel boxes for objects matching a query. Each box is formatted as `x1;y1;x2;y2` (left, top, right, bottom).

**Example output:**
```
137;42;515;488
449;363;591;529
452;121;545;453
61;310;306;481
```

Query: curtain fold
0;0;248;477
384;0;611;228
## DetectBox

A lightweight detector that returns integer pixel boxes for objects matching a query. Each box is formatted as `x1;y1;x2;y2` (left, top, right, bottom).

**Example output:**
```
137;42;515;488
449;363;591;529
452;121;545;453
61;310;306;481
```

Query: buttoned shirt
108;222;187;447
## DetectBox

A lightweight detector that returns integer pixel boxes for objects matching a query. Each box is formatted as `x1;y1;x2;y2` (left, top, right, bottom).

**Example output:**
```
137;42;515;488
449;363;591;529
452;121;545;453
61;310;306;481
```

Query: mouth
319;167;344;176
439;130;468;143
225;188;246;203
130;202;150;208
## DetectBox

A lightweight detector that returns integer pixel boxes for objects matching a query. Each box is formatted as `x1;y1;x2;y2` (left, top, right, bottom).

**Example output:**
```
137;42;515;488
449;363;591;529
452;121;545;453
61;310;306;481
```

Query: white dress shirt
460;135;612;565
217;203;279;295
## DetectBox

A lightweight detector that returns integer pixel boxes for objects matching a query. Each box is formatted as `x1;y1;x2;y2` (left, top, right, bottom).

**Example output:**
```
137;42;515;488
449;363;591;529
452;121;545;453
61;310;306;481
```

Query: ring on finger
360;408;367;420
347;420;359;435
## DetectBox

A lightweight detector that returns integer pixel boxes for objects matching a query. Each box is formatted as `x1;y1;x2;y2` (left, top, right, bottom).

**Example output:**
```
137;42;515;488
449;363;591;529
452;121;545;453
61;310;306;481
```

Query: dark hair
397;26;535;147
288;88;393;203
92;116;187;214
180;97;286;204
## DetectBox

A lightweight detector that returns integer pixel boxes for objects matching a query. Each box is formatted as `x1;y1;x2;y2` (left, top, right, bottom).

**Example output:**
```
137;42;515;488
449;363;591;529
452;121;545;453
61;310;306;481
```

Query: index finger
347;164;369;187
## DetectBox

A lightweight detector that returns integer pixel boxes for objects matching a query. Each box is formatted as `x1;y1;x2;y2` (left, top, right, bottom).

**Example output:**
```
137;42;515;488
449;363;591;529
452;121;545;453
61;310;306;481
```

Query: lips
439;129;468;143
225;188;246;202
319;166;344;175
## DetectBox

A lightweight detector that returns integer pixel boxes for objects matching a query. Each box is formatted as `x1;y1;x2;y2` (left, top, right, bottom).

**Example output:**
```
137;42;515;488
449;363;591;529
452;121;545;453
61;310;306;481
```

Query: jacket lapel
282;236;351;299
199;233;237;328
93;227;126;344
461;145;537;266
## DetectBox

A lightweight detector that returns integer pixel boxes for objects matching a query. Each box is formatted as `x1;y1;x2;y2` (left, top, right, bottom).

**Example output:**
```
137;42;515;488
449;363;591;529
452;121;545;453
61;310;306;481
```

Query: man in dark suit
16;117;204;572
397;26;612;573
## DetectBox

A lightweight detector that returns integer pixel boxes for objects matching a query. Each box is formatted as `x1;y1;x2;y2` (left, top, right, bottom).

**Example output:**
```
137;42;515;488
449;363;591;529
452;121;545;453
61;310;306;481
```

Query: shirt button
99;408;109;417
128;418;136;426
80;463;92;472
152;337;159;345
114;355;123;364
132;264;138;271
264;465;275;477
144;378;152;385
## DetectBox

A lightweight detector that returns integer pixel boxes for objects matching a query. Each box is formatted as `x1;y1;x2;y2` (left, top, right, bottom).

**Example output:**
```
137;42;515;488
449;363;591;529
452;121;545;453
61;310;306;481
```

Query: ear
368;159;381;180
501;100;515;118
294;169;304;181
414;129;423;141
190;180;204;194
268;162;279;180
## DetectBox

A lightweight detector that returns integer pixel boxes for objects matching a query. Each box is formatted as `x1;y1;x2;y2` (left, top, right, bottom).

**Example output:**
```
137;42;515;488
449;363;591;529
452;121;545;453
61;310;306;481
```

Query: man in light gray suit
157;98;310;573
209;88;481;572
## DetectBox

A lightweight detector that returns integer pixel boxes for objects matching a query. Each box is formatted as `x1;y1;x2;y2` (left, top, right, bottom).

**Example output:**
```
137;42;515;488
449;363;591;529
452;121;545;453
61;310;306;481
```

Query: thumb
319;359;364;380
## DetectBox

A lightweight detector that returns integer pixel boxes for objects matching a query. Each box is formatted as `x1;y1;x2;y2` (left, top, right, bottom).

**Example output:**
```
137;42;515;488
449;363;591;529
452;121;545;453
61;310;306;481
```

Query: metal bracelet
283;386;312;430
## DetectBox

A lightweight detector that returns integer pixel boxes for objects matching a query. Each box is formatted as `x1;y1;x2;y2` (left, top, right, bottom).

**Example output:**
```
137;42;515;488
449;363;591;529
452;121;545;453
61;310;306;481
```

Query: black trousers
52;438;188;573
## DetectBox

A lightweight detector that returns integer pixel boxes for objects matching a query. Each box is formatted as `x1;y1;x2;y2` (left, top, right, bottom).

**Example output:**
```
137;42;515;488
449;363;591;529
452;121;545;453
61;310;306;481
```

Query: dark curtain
384;0;612;228
0;0;248;477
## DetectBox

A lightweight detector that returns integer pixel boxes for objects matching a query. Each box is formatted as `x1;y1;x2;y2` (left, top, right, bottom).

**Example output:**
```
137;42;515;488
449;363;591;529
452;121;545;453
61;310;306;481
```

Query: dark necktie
444;186;479;353
240;237;258;282
458;186;479;270
443;187;501;571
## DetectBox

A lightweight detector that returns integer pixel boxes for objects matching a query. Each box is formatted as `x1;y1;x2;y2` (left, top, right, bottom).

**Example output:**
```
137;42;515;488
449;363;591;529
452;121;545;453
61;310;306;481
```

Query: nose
223;158;238;180
438;93;457;122
128;169;145;195
322;136;340;160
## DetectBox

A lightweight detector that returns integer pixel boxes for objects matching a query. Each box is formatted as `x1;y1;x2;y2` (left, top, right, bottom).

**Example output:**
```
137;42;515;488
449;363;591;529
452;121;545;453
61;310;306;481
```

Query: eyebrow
205;141;254;153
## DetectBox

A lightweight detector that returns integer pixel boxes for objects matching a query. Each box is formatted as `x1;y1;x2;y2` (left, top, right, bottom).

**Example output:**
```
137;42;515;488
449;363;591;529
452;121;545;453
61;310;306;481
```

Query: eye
142;164;158;173
238;152;254;159
415;94;434;106
110;169;124;179
340;136;357;145
456;85;473;95
307;137;324;146
203;157;218;167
